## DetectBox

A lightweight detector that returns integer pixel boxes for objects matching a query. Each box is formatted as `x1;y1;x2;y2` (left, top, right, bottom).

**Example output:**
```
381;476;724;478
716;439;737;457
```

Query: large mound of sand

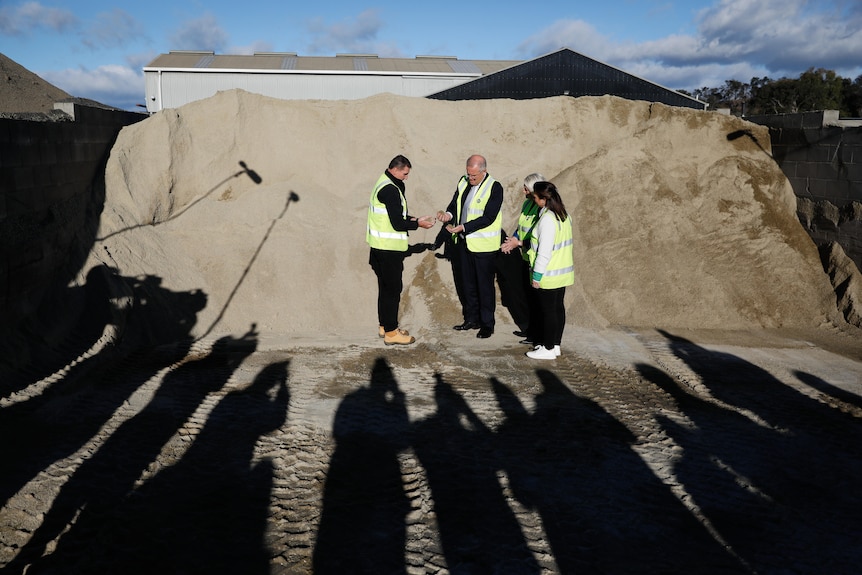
0;52;70;114
84;89;839;341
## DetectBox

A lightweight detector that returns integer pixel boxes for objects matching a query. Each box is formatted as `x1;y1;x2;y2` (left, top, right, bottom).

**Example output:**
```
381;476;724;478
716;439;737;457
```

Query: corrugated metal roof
144;51;521;76
447;60;481;74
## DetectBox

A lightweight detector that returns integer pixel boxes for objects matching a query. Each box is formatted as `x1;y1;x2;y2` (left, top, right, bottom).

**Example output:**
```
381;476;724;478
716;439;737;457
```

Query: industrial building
143;47;705;113
143;51;518;113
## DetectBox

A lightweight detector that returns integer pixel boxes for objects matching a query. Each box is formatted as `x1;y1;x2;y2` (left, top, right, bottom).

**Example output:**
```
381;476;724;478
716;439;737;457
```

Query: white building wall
144;71;473;112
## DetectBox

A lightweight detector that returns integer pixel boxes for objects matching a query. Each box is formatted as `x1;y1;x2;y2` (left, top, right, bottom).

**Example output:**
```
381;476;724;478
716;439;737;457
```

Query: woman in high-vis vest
367;155;435;345
500;172;546;339
525;181;575;360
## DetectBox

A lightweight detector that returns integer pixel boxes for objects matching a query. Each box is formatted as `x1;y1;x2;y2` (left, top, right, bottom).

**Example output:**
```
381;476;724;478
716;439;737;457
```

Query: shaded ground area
2;325;861;574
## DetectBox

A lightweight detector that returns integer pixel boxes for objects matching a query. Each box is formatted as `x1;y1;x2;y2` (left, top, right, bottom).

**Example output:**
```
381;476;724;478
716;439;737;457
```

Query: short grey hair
523;173;546;192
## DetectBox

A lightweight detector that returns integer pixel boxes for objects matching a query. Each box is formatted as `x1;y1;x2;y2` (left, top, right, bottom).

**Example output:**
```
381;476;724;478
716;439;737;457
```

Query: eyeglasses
466;171;484;179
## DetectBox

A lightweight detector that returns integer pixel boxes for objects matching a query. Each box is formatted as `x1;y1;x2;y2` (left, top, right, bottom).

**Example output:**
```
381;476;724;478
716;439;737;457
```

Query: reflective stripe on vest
367;173;408;251
455;175;502;252
529;211;575;289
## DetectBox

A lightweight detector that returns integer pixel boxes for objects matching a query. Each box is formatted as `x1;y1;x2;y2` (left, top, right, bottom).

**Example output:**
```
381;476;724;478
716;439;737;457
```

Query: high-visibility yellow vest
454;175;502;253
367;173;408;251
529;211;575;289
517;198;540;263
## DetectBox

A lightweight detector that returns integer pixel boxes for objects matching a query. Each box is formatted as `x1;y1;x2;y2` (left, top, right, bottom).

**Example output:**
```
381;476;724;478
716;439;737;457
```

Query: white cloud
516;0;862;91
0;1;77;35
42;64;144;110
169;13;229;52
689;0;862;69
126;50;158;70
83;8;146;50
305;9;402;56
516;19;613;60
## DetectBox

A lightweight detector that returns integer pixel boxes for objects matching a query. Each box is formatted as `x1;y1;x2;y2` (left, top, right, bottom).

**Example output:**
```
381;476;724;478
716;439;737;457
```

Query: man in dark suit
436;154;503;338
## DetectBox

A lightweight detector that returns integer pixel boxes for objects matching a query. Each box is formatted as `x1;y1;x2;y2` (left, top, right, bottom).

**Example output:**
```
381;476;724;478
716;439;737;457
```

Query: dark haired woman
525;181;574;360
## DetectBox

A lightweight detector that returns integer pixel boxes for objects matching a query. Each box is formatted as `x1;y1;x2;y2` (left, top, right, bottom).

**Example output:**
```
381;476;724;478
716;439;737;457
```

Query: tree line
680;68;862;118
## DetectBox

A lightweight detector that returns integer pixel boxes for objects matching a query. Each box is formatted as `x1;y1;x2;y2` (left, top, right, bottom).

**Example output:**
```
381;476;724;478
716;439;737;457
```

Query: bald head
465;154;487;186
466;154;487;171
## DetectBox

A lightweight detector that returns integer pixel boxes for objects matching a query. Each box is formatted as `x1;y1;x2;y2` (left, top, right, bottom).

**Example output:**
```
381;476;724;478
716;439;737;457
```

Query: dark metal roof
427;48;705;110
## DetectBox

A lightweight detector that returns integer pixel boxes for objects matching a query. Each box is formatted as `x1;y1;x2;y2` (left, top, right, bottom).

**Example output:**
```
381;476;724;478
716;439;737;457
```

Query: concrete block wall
0;103;146;331
748;111;862;270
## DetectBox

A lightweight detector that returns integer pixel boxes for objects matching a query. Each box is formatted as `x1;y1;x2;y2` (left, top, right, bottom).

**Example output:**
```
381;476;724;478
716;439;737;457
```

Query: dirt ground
2;321;861;574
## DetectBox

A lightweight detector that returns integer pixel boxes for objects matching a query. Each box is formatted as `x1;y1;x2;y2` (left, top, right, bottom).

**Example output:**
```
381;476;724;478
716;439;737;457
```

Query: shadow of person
5;327;258;574
123;274;208;347
641;330;862;572
491;370;739;574
66;359;291;574
794;369;862;412
0;271;207;508
0;265;116;397
412;374;539;574
313;358;411;575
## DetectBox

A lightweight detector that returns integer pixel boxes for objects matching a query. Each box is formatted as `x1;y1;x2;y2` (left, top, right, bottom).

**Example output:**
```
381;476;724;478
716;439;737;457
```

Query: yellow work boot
380;326;408;338
384;328;415;345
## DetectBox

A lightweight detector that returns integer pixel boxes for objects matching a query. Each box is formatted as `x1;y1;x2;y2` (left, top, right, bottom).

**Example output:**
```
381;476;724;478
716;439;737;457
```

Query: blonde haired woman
500;173;545;339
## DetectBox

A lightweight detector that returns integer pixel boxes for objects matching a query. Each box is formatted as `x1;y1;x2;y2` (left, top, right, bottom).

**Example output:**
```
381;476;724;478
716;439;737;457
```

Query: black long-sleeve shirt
378;170;419;233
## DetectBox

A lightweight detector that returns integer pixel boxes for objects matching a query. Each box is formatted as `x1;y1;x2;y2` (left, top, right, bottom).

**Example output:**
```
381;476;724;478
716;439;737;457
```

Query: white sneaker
526;346;556;360
553;345;561;357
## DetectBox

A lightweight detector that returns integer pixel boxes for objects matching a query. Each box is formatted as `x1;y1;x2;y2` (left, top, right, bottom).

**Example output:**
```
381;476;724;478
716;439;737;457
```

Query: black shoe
454;322;480;331
519;338;534;345
513;330;528;338
477;327;494;338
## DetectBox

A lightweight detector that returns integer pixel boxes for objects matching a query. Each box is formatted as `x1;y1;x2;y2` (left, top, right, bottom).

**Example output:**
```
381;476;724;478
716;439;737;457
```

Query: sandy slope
85;89;839;343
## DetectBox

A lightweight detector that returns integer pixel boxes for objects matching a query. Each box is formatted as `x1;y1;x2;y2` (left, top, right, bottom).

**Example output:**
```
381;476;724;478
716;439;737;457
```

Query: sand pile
83;89;840;342
820;241;862;326
0;53;70;115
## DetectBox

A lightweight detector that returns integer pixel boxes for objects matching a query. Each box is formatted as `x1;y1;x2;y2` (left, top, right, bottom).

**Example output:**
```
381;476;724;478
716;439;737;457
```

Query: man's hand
446;223;465;234
501;236;520;254
436;210;452;223
417;216;435;229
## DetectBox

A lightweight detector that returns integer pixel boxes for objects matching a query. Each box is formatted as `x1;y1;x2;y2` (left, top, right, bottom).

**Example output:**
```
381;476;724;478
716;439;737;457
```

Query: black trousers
523;260;543;341
447;236;467;314
495;249;531;332
369;248;404;332
532;286;566;350
454;241;497;329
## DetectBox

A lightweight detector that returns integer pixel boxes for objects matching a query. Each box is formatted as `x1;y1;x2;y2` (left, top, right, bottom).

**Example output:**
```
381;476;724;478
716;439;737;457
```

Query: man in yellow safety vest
436;154;503;339
367;155;435;345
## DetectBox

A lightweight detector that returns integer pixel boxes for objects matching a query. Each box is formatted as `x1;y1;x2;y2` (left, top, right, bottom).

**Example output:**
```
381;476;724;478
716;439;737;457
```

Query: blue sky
1;0;861;111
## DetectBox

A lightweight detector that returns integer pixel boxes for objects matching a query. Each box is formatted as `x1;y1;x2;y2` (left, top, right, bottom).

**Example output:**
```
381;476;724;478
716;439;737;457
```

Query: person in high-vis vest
500;172;546;340
524;181;575;360
367;155;435;345
436;155;504;339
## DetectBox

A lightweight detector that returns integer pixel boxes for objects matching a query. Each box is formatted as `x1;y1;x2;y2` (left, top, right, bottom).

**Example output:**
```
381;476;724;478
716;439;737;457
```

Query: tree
796;68;843;111
722;79;750;115
695;69;861;117
841;75;862;117
749;77;798;115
